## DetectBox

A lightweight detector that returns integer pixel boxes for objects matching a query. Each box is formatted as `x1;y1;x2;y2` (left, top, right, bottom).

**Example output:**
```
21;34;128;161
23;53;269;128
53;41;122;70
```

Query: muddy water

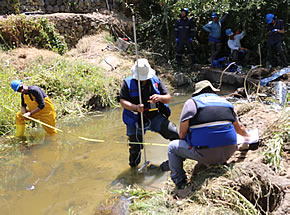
0;92;194;215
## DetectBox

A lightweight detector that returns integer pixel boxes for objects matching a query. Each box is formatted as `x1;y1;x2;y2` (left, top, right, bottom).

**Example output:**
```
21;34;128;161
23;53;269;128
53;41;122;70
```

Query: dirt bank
1;29;289;215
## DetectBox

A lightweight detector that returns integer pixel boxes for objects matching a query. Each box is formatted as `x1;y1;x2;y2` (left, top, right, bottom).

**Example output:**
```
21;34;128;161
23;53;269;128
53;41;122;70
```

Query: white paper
237;128;259;145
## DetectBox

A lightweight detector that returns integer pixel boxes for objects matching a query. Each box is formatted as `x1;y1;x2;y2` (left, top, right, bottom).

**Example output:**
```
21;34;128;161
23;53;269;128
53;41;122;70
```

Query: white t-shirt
227;32;246;53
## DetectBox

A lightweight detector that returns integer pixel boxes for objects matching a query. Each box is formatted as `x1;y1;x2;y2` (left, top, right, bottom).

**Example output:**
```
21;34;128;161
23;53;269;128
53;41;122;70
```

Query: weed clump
0;15;66;55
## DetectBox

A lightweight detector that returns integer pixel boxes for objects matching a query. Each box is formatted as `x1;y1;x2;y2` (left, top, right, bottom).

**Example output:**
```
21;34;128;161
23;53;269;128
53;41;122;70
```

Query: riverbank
0;31;131;136
99;103;289;215
0;26;289;215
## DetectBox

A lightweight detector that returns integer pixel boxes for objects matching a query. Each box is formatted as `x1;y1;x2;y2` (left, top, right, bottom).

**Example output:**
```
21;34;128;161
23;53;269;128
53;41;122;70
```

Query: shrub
0;15;67;55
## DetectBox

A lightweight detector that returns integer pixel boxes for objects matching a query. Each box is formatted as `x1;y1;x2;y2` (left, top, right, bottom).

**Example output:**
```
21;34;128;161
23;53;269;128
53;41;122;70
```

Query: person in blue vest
120;59;179;167
167;80;250;189
265;13;288;67
203;12;228;64
175;8;195;65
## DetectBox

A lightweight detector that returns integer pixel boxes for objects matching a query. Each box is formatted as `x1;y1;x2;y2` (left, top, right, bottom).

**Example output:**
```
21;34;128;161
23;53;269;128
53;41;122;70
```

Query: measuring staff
119;58;179;168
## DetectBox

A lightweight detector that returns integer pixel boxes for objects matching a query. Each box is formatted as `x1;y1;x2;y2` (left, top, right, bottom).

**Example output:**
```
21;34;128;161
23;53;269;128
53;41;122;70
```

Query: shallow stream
0;85;236;215
0;93;193;214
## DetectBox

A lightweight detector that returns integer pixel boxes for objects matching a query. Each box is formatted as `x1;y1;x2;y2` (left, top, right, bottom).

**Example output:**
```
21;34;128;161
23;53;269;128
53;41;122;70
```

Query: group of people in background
175;8;288;69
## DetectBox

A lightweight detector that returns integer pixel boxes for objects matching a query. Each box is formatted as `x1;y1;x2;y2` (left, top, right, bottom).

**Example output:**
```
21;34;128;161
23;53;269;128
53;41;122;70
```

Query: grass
113;160;284;215
0;15;66;54
263;110;289;172
113;185;178;215
0;56;120;137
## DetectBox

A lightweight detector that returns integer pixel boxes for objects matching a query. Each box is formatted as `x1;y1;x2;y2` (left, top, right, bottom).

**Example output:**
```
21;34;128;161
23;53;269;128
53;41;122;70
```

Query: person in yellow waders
10;80;57;137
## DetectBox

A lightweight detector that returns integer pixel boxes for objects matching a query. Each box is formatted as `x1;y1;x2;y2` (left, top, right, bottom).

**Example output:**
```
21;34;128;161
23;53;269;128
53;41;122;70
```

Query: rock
174;72;188;87
100;56;121;71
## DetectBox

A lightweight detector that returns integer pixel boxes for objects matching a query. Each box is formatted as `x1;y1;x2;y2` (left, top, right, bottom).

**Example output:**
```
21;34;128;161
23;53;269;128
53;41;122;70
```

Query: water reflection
0;94;187;215
0;83;239;215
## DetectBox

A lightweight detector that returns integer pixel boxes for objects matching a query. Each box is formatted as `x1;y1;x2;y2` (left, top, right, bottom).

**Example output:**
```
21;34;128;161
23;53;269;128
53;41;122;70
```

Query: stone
57;0;62;6
174;72;188;87
100;56;121;71
39;0;45;6
46;5;53;12
77;25;83;32
59;5;65;12
78;0;84;8
53;5;59;12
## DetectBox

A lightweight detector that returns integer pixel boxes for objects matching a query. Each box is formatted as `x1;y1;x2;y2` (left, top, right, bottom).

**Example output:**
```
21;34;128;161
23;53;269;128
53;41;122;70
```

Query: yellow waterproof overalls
16;94;57;136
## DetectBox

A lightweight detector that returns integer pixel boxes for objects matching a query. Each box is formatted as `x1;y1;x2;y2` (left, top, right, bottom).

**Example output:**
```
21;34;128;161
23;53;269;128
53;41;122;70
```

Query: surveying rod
132;15;150;172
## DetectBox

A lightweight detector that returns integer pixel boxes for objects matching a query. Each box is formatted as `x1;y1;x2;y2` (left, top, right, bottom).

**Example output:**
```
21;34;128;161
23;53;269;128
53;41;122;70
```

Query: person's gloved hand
175;38;179;43
189;38;193;43
272;29;279;32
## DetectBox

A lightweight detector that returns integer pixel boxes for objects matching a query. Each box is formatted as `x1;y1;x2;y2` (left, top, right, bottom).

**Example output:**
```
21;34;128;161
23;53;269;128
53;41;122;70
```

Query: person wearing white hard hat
119;59;179;168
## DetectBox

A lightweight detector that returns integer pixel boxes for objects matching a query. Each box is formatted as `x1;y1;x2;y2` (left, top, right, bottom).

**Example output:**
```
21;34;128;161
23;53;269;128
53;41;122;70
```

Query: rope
4;106;104;143
4;105;171;147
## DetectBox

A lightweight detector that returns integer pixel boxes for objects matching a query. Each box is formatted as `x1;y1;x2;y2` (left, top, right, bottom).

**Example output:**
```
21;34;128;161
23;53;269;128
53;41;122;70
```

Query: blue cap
225;28;234;36
181;8;189;15
11;80;22;92
212;12;218;18
266;13;274;24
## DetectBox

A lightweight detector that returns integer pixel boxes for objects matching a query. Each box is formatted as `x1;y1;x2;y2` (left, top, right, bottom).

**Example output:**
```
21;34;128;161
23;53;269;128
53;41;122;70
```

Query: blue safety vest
122;75;170;127
186;93;237;148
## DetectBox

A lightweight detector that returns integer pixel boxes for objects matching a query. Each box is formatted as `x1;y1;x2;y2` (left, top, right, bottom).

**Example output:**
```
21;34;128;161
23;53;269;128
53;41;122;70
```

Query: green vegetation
127;0;289;64
0;57;120;136
115;163;267;215
115;185;178;214
263;111;289;172
0;15;67;55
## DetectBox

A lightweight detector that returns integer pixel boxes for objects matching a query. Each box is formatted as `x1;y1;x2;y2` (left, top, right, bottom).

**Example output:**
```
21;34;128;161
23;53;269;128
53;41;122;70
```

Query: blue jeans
126;114;179;167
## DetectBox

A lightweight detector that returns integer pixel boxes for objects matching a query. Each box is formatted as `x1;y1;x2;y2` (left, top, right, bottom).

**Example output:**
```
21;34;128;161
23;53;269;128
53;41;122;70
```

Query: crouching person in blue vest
120;59;179;167
168;80;250;189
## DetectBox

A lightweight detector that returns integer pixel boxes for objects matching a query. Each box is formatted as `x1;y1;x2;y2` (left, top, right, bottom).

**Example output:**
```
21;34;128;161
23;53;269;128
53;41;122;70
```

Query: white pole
132;15;147;164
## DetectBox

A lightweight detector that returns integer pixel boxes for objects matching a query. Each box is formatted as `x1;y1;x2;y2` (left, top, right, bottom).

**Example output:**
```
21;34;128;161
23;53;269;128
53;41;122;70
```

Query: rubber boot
16;124;25;137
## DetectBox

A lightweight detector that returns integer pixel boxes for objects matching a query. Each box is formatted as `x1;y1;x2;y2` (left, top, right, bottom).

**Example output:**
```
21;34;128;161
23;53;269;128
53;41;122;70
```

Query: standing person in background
175;8;195;65
10;80;57;137
226;27;250;70
265;13;288;68
203;12;228;64
120;59;179;168
167;80;250;189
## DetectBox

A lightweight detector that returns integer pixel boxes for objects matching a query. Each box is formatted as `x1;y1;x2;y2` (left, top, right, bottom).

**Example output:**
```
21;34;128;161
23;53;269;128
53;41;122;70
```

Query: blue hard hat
266;13;274;24
11;79;22;92
181;8;189;15
212;12;219;18
225;28;234;36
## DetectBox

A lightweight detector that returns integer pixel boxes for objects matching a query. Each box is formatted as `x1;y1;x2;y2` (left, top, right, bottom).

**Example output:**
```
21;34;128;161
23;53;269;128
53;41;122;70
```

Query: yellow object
15;124;25;137
20;113;104;143
16;95;57;136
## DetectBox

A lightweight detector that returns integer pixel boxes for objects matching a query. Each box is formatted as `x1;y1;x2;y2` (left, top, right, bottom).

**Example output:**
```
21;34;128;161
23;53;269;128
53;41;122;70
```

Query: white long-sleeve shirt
227;32;246;53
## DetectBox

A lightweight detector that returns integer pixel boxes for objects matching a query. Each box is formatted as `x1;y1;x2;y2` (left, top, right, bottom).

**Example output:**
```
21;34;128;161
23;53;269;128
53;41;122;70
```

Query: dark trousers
209;41;222;61
267;41;288;67
232;49;250;67
128;115;179;167
176;40;195;64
